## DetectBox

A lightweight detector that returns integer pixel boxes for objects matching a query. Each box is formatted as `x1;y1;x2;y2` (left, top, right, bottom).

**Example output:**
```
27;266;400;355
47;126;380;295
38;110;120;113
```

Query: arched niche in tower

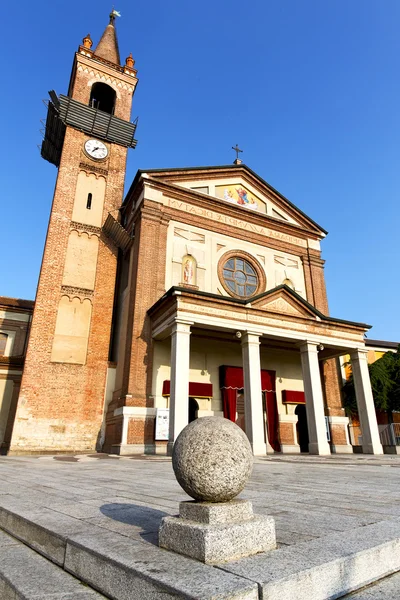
51;297;92;365
72;171;106;227
62;231;99;290
89;82;116;114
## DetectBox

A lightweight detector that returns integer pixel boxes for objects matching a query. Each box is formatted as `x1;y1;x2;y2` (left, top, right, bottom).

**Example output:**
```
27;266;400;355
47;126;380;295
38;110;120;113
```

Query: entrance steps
0;530;107;599
1;498;400;599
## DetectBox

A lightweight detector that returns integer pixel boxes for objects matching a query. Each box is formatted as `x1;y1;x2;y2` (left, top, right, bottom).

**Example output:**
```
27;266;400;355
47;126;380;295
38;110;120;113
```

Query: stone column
167;320;192;455
241;332;267;455
299;342;331;455
350;349;383;455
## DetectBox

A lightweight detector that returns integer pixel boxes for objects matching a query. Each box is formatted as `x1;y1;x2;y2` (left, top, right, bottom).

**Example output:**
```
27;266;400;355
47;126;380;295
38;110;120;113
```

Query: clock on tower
9;12;138;455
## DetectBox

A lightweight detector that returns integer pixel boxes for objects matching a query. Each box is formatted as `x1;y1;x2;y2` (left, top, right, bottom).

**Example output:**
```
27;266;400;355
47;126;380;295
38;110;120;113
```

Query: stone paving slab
65;528;258;599
221;518;400;600
342;571;400;599
2;454;400;598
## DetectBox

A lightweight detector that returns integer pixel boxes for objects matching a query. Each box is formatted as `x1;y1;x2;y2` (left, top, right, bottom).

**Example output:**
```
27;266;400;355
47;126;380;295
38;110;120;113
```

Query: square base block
159;500;276;564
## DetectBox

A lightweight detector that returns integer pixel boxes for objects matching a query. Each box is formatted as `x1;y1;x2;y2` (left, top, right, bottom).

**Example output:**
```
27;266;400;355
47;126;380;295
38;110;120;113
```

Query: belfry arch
89;82;116;114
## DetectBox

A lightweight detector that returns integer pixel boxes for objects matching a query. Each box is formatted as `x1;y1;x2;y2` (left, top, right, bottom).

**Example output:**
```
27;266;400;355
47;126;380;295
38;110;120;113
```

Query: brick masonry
8;32;137;454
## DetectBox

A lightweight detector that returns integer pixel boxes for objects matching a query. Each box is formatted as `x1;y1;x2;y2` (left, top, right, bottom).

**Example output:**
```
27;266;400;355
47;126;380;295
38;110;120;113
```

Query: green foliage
342;346;400;418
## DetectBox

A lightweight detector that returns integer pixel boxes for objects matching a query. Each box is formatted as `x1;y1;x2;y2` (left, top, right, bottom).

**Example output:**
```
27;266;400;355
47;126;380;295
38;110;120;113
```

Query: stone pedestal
159;499;276;564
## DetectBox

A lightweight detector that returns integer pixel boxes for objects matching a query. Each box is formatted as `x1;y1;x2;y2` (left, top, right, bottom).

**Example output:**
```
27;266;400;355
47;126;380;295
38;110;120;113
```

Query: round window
221;256;259;298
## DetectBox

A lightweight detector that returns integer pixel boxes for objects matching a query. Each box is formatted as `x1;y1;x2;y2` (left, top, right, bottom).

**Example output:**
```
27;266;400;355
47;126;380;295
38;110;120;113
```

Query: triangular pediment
250;285;322;320
136;165;326;236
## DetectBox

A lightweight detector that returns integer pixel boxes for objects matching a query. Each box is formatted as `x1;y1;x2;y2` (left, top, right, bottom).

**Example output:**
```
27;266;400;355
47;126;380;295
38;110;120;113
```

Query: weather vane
109;7;121;23
232;144;243;165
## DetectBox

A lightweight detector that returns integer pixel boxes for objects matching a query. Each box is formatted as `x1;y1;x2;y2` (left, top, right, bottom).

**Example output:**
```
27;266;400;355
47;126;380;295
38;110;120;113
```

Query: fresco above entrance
215;184;266;212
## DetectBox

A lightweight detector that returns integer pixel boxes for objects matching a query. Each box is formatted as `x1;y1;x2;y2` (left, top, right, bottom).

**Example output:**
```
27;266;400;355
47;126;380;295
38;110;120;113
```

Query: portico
148;284;383;456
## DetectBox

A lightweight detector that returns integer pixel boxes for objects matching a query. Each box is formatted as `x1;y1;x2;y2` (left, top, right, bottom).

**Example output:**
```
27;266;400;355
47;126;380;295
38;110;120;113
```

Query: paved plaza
2;453;400;598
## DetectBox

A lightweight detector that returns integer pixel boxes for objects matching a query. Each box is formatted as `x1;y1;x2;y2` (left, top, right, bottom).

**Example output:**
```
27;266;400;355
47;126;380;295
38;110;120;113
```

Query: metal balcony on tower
41;91;138;166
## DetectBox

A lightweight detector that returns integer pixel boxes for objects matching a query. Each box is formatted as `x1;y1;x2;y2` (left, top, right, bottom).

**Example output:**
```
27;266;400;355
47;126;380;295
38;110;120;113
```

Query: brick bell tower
8;12;138;454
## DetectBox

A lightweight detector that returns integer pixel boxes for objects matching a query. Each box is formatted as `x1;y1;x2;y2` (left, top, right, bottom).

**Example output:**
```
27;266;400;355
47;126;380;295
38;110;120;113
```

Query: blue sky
2;1;399;341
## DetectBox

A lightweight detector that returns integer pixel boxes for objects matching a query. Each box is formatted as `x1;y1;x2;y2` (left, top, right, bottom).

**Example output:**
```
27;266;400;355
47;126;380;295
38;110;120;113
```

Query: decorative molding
61;285;94;298
262;298;303;317
70;221;102;235
274;255;298;269
79;161;108;176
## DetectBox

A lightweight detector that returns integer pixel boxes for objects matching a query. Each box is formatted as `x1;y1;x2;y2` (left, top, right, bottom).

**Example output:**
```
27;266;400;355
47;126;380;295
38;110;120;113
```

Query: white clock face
84;139;108;160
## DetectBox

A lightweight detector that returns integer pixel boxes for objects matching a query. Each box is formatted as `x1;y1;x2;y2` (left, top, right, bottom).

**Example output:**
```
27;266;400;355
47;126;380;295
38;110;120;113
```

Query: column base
362;442;384;455
110;443;156;455
159;499;276;564
308;442;331;456
330;444;354;454
251;442;267;456
280;444;301;454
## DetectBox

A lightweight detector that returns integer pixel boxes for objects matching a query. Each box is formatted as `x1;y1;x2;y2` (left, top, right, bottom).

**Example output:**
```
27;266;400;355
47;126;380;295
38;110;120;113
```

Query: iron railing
379;423;400;446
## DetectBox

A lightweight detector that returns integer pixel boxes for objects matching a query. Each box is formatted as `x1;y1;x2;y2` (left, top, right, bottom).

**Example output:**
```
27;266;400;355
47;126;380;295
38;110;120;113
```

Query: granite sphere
172;416;253;502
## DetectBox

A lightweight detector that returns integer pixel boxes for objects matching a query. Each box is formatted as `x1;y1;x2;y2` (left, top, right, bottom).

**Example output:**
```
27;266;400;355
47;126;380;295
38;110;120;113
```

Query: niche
62;231;99;290
51;297;92;364
181;255;197;287
72;172;106;227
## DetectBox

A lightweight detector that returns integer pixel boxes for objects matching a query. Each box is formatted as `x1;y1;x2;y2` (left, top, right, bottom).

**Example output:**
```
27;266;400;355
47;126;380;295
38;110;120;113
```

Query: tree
342;346;400;422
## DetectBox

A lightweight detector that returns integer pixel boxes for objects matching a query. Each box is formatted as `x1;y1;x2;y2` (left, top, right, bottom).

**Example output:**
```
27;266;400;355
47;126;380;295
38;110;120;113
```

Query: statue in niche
182;255;197;286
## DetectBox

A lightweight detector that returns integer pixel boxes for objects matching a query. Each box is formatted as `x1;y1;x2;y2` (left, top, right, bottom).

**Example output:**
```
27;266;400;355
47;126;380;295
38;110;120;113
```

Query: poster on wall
155;408;169;441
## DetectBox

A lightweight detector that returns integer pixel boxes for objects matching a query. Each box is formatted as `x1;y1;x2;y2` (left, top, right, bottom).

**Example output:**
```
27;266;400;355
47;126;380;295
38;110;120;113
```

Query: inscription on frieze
167;198;307;248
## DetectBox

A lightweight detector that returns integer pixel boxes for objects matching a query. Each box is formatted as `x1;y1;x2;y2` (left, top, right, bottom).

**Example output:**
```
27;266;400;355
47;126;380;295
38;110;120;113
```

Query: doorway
188;398;199;423
295;404;309;452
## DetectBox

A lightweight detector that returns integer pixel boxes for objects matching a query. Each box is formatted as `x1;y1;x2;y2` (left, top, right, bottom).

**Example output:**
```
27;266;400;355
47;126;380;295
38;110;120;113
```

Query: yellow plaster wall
152;337;303;415
62;231;99;290
0;379;14;444
72;172;106;227
51;297;92;364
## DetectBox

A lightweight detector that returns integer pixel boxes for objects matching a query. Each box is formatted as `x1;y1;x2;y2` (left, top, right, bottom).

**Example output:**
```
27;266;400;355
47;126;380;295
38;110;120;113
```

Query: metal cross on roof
232;144;243;160
232;144;243;165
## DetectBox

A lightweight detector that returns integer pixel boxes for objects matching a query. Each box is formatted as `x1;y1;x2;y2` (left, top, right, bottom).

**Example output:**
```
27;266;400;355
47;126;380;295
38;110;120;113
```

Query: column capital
350;348;369;360
299;341;319;354
171;319;193;335
241;331;261;345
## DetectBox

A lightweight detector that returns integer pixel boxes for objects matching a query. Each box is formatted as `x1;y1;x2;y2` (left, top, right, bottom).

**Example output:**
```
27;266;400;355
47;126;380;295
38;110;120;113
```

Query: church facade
7;14;384;456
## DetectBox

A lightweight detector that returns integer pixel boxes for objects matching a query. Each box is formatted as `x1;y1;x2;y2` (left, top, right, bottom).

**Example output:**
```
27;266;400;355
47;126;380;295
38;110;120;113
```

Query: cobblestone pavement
1;452;400;548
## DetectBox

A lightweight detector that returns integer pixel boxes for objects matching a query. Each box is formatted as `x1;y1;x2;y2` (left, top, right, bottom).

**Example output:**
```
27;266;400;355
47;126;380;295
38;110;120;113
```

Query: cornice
75;53;138;89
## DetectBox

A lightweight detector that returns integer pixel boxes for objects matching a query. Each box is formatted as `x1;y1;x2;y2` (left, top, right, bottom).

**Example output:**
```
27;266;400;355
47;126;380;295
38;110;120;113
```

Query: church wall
0;300;33;452
165;220;307;298
0;379;15;445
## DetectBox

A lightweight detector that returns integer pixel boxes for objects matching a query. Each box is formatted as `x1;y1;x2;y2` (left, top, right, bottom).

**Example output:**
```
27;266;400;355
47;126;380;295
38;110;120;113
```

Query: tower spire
94;9;121;65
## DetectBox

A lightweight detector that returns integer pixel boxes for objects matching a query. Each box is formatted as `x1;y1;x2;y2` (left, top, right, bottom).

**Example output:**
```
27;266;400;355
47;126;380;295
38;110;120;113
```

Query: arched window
218;251;266;299
0;333;8;357
86;193;92;210
89;83;116;115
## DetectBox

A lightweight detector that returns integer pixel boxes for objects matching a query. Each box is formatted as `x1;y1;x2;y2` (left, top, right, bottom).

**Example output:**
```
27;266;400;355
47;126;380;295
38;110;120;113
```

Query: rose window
222;257;259;298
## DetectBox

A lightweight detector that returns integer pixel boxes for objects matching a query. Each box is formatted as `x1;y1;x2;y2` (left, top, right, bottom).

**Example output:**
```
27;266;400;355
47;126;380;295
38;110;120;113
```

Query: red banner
282;390;306;404
162;381;213;398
